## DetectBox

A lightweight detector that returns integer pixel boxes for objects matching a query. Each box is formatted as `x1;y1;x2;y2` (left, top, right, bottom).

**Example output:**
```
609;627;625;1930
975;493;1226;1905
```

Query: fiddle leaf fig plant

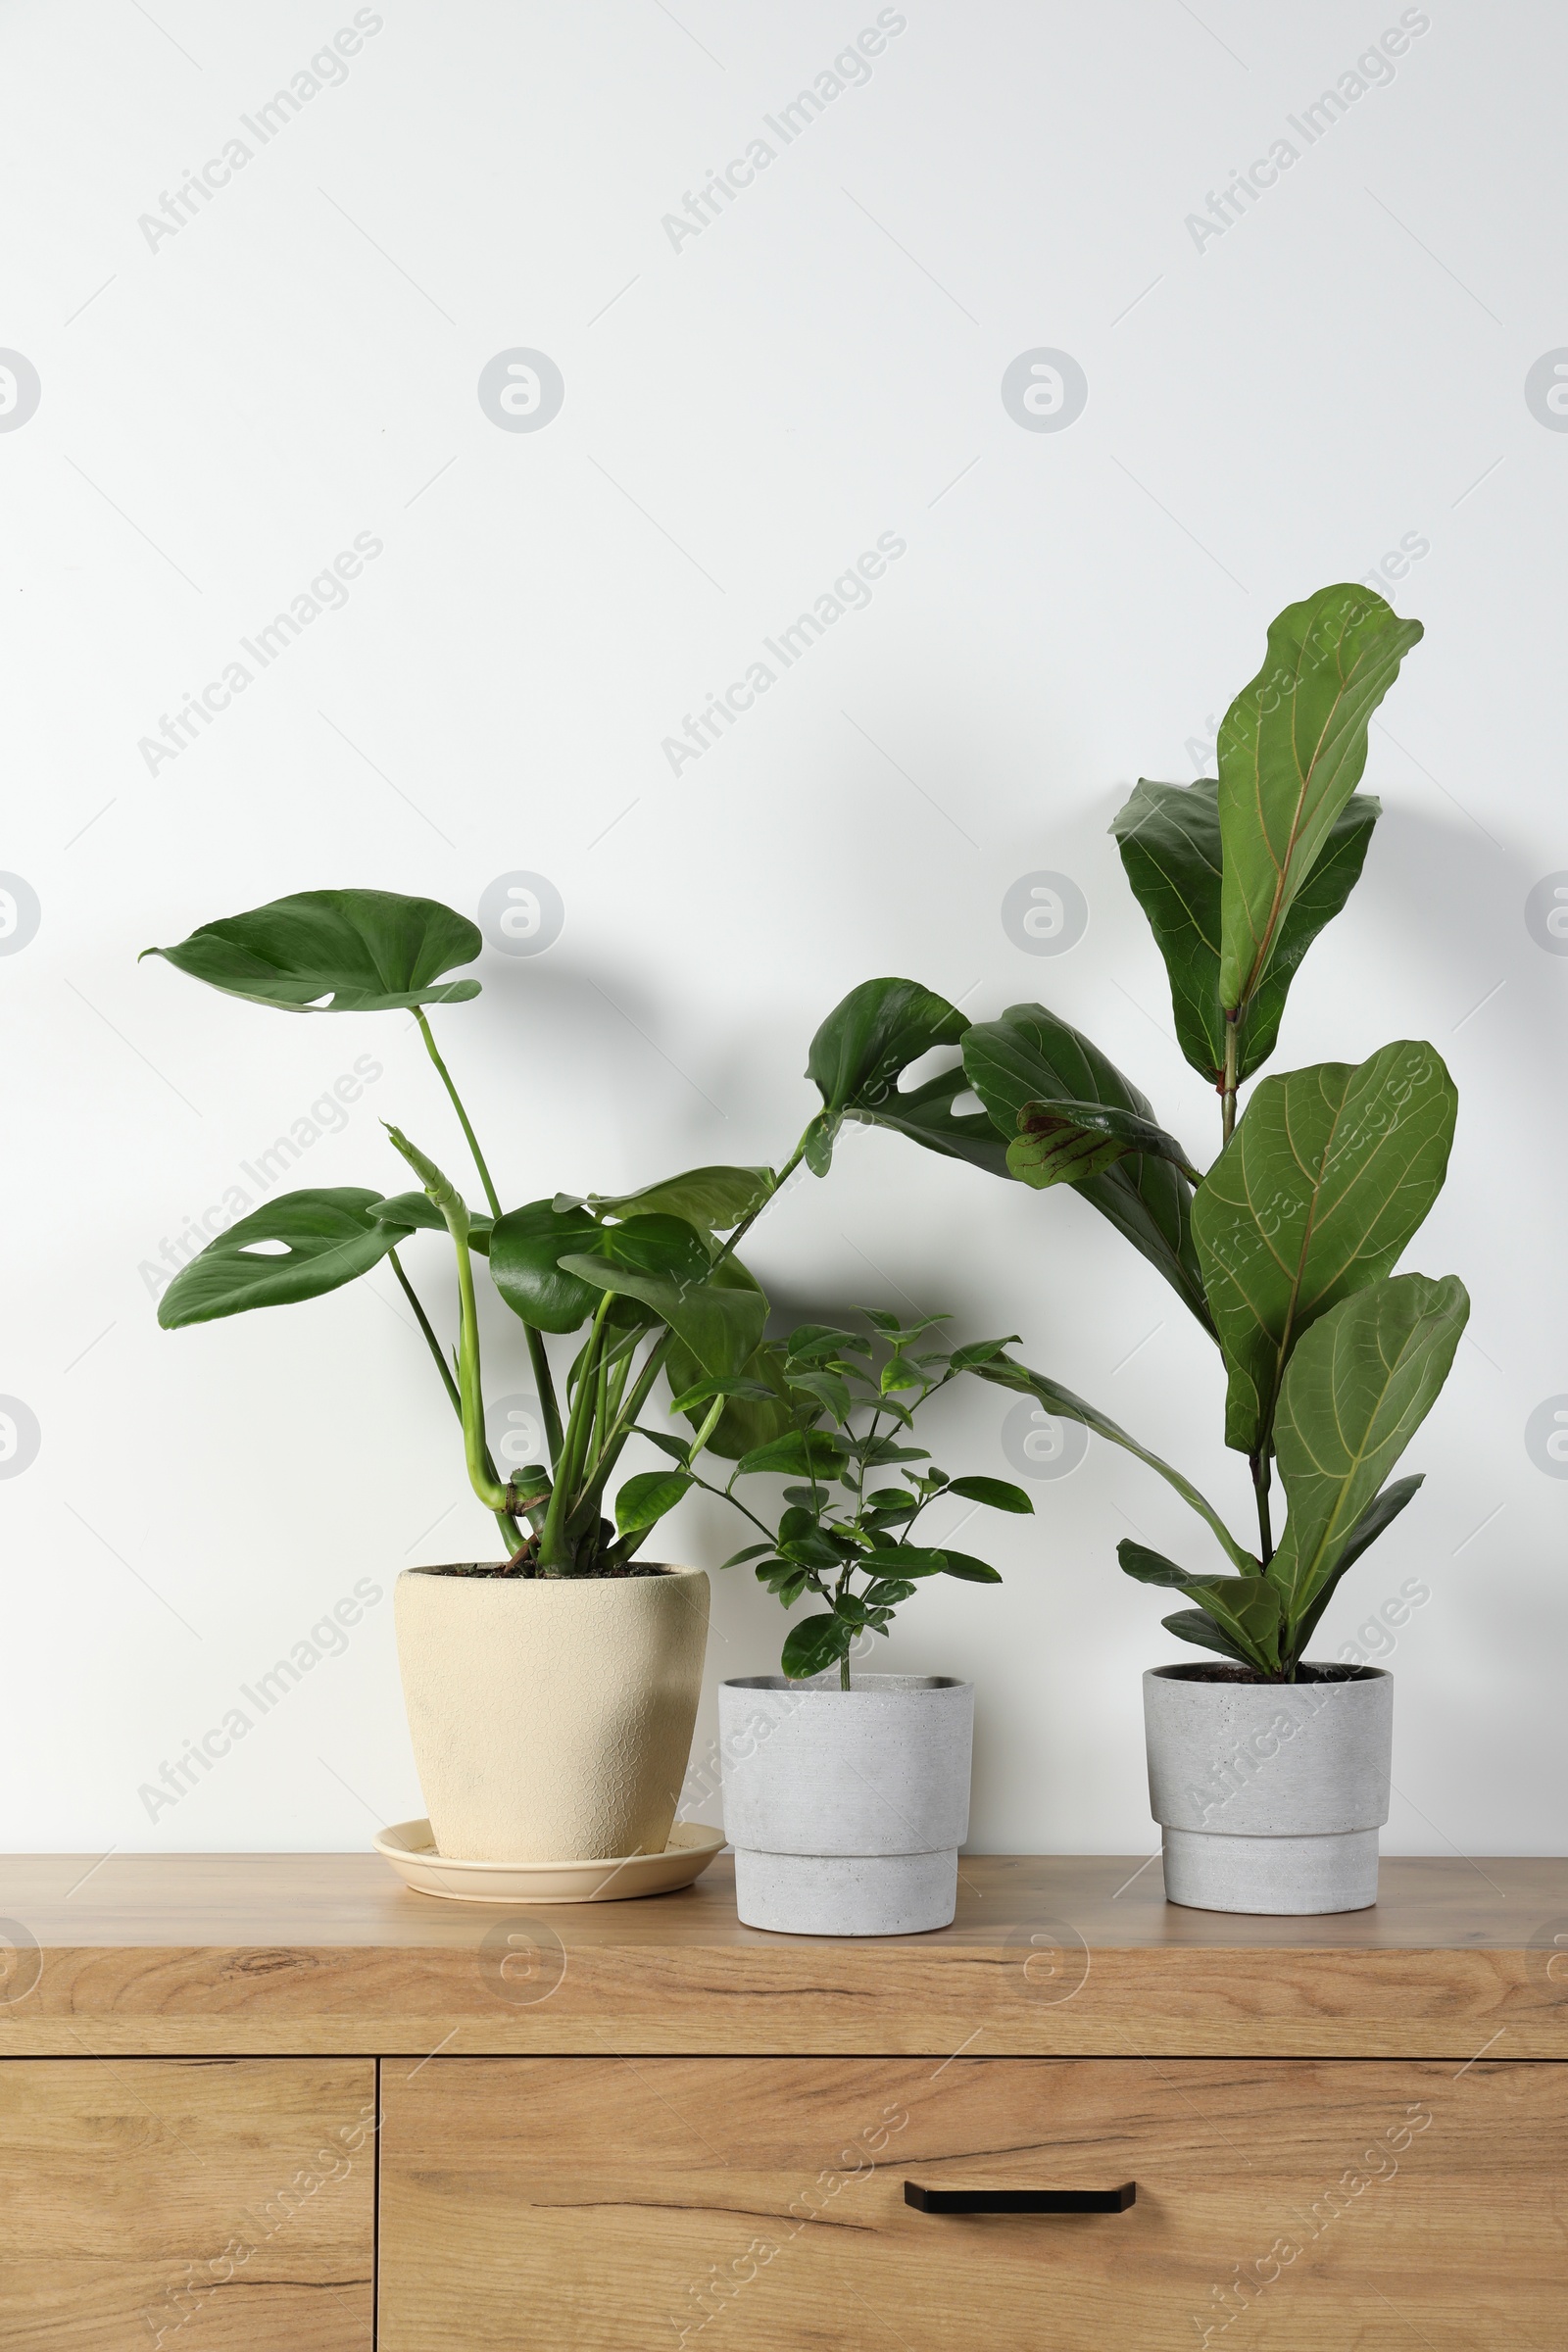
654;1314;1031;1687
797;583;1467;1680
144;888;814;1576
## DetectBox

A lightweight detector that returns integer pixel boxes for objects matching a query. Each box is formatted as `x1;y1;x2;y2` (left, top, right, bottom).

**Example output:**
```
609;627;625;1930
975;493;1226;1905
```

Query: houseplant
792;583;1467;1913
664;1311;1031;1934
143;888;815;1871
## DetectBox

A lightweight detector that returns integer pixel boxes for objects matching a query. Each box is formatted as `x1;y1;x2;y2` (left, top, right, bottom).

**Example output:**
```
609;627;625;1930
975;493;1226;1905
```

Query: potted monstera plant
795;584;1466;1914
143;890;813;1881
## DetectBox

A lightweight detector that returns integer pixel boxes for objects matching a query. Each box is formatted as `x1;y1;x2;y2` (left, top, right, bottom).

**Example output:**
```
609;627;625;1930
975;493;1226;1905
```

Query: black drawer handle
906;2181;1136;2215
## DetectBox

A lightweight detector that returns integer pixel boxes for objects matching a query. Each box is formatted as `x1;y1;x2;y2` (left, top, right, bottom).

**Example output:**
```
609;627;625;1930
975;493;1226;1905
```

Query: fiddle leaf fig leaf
1006;1098;1200;1192
141;888;482;1012
1112;776;1379;1084
157;1188;399;1328
489;1200;606;1333
1192;1043;1457;1456
588;1165;774;1231
1216;584;1422;1013
975;1352;1255;1575
1159;1607;1258;1667
1269;1273;1468;1642
963;1004;1212;1332
1117;1541;1283;1675
1291;1472;1425;1652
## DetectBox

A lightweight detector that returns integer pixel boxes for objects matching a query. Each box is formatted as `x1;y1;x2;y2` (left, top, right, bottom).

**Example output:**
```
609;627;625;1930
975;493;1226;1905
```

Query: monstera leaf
664;1277;798;1458
489;1201;608;1333
1267;1272;1468;1643
1007;1099;1200;1191
584;1166;774;1231
804;978;972;1173
560;1216;767;1378
962;1004;1212;1331
1192;1043;1457;1456
1216;585;1422;1014
158;1189;399;1327
1112;777;1380;1084
141;889;482;1011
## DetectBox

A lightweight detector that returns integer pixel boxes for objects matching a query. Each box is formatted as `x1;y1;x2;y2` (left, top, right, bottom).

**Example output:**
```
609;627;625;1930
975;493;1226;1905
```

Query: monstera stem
414;1006;563;1466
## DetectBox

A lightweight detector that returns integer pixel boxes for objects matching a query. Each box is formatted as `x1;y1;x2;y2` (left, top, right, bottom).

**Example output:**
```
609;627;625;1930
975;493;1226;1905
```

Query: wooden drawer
0;2057;375;2349
378;2054;1568;2349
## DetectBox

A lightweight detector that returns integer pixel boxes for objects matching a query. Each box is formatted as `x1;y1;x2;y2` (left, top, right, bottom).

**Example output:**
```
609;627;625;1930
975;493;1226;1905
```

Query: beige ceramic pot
394;1563;710;1864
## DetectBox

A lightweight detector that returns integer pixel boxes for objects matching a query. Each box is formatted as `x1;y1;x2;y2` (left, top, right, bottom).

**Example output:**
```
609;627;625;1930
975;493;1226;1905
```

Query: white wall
4;0;1564;1861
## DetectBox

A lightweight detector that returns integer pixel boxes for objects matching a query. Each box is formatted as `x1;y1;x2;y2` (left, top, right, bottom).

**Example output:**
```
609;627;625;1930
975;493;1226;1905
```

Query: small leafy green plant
785;583;1469;1683
143;889;822;1576
653;1313;1033;1686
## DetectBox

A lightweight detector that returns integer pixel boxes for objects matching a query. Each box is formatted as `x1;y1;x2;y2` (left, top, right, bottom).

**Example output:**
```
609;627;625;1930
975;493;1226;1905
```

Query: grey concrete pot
1144;1663;1393;1915
719;1673;972;1936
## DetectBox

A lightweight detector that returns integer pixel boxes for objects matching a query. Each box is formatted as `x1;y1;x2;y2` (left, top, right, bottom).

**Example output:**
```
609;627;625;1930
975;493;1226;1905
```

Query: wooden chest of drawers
1;1853;1563;2348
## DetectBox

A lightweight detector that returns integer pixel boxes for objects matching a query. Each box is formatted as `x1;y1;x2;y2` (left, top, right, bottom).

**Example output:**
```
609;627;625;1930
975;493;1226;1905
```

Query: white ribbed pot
395;1564;709;1865
719;1673;973;1936
1144;1663;1393;1915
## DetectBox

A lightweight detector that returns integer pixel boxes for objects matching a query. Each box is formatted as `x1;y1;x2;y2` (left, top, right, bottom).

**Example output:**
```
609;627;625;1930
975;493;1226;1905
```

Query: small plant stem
1220;1012;1241;1145
390;1247;521;1555
414;1005;563;1464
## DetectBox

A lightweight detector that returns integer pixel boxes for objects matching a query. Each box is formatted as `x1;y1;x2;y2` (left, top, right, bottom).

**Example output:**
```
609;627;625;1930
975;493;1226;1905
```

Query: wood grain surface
2;1854;1564;2058
377;2052;1568;2350
0;2056;374;2349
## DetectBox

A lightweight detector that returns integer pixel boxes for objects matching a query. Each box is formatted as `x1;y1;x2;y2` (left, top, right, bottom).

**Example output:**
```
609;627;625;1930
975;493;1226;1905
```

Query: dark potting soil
416;1560;668;1580
1163;1661;1374;1686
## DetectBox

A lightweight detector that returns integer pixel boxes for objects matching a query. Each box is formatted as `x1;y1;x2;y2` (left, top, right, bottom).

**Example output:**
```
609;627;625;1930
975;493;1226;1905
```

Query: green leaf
863;1577;918;1606
1292;1472;1425;1652
371;1191;492;1255
805;978;976;1174
880;1354;921;1394
158;1188;399;1328
949;1335;1019;1373
141;888;482;1012
489;1200;606;1333
1160;1608;1257;1667
667;1374;779;1413
975;1353;1256;1575
945;1475;1033;1514
735;1429;848;1480
1192;1043;1457;1456
1006;1098;1200;1191
588;1166;774;1231
781;1613;855;1679
614;1469;694;1536
1269;1274;1468;1645
561;1216;767;1379
1216;584;1422;1012
963;1004;1211;1331
847;1064;1012;1179
637;1430;693;1464
1116;1541;1193;1589
1112;777;1379;1085
858;1545;949;1579
938;1550;1004;1583
786;1366;854;1422
720;1543;773;1569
